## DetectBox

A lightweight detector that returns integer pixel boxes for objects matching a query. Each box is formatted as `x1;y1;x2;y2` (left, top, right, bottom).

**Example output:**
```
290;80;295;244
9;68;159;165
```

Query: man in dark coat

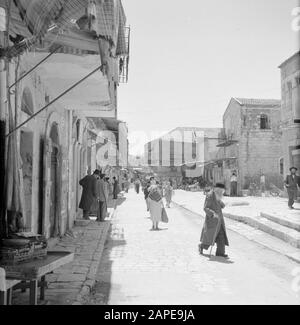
199;183;229;258
96;174;108;222
285;167;300;209
79;170;100;220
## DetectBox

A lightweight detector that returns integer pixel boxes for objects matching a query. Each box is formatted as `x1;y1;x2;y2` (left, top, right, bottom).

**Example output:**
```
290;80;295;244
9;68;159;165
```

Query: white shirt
231;175;237;182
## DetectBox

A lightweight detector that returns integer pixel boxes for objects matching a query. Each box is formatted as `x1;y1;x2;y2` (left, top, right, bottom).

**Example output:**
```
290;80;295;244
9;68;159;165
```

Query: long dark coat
113;180;120;199
200;192;229;247
285;175;300;199
79;175;98;212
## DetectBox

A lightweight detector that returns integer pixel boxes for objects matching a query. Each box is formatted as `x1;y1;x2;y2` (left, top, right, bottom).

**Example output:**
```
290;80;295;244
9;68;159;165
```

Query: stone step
260;212;300;232
224;213;300;249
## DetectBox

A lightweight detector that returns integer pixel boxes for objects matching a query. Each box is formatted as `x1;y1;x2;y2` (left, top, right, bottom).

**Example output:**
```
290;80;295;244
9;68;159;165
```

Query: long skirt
145;198;150;211
149;198;162;223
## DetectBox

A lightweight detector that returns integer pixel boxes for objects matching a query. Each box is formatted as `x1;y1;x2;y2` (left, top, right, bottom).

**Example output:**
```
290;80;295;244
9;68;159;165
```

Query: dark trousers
83;210;90;220
288;188;297;208
97;201;105;221
215;226;226;255
230;182;237;196
200;227;226;255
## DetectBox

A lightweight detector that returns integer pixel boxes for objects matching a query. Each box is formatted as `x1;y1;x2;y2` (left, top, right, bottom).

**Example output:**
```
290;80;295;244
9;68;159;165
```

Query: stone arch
42;112;63;238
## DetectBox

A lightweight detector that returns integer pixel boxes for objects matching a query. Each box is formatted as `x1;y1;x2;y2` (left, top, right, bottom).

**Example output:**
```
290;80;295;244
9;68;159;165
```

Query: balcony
119;26;130;84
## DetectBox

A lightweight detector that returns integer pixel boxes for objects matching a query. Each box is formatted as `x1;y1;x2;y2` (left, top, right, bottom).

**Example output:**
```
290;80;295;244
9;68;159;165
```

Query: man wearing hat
79;170;101;220
285;167;300;209
96;173;108;222
199;183;229;258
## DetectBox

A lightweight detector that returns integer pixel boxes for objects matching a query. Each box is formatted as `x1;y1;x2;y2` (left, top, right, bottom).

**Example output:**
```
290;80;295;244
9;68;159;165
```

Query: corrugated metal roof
234;98;281;107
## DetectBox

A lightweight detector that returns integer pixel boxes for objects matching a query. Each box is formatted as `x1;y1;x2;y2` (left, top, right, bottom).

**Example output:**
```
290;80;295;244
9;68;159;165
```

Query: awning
13;0;89;39
92;0;128;56
1;0;128;58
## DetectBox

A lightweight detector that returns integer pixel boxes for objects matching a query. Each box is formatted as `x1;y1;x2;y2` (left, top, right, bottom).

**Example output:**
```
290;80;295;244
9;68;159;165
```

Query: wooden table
0;251;74;305
0;268;21;305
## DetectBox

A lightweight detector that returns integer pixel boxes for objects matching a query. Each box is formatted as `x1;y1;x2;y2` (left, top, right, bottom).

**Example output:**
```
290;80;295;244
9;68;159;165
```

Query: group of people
79;170;120;221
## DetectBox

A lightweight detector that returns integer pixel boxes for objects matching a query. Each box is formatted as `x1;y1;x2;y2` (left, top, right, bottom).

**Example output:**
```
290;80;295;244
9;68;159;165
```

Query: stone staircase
224;210;300;249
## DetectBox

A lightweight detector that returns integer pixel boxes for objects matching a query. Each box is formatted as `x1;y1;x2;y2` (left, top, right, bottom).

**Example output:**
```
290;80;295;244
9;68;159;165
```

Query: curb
72;221;111;305
172;201;300;264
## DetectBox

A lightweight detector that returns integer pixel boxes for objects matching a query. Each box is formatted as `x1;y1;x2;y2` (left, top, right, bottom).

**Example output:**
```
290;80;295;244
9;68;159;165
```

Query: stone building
279;52;300;175
215;98;283;195
0;0;129;240
144;127;222;185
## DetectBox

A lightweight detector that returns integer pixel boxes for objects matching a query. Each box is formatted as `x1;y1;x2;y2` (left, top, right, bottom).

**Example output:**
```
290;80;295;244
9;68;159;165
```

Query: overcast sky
118;0;299;156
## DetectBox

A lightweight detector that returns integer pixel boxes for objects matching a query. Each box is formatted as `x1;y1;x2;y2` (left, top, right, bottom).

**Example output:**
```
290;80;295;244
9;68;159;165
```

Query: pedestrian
230;172;238;197
260;173;266;194
135;178;141;194
144;181;151;212
102;176;110;219
285;167;300;210
199;183;230;258
96;173;108;222
112;177;120;209
156;181;163;196
164;181;173;208
148;177;163;230
124;176;130;193
79;170;100;220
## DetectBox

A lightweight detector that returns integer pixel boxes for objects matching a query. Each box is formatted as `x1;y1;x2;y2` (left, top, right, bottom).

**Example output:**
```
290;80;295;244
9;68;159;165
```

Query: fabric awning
13;0;89;39
1;0;128;58
92;0;128;56
13;0;128;55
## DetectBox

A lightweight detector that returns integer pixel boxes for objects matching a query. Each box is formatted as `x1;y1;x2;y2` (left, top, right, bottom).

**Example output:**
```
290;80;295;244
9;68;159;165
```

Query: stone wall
6;54;93;238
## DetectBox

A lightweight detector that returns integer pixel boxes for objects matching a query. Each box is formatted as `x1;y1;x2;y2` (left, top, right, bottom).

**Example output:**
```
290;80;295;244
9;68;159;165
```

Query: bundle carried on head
148;187;162;202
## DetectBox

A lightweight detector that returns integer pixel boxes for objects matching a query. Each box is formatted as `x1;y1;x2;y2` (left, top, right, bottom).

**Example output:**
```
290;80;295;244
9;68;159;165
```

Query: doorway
49;124;60;238
20;130;33;228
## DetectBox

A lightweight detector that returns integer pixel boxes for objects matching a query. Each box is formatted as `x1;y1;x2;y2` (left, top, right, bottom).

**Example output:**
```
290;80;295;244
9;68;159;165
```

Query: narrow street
87;190;300;305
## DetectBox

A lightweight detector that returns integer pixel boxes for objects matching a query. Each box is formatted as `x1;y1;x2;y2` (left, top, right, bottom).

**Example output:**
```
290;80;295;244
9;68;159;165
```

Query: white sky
118;0;300;156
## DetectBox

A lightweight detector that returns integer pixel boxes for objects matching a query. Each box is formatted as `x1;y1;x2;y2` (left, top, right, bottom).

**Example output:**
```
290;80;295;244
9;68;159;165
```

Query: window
243;115;247;127
21;88;34;116
296;76;300;87
260;114;270;130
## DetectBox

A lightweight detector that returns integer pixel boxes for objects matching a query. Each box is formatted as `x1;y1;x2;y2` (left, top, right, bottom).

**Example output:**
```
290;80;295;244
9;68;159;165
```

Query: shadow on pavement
87;197;127;305
208;256;235;264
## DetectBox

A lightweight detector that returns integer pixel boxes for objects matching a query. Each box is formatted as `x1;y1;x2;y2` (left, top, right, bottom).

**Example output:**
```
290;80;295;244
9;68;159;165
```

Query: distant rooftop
278;51;300;69
145;127;222;146
234;98;281;107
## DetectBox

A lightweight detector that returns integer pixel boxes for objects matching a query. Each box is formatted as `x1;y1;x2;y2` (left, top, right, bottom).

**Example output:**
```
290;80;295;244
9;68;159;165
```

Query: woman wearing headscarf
148;177;163;230
199;183;229;258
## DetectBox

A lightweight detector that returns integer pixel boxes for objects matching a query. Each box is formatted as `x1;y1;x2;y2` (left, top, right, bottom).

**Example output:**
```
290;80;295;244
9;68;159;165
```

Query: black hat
215;183;225;189
290;167;298;172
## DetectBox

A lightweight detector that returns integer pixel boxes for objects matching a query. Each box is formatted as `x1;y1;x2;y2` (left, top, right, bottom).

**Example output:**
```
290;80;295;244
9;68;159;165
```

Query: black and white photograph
0;0;300;309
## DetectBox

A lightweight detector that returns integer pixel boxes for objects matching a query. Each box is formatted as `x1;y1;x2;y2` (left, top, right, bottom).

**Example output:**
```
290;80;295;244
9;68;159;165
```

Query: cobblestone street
87;190;300;305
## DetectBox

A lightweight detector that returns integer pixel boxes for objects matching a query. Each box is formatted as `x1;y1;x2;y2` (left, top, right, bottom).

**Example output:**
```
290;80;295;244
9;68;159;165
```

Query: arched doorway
49;123;60;238
20;88;34;229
